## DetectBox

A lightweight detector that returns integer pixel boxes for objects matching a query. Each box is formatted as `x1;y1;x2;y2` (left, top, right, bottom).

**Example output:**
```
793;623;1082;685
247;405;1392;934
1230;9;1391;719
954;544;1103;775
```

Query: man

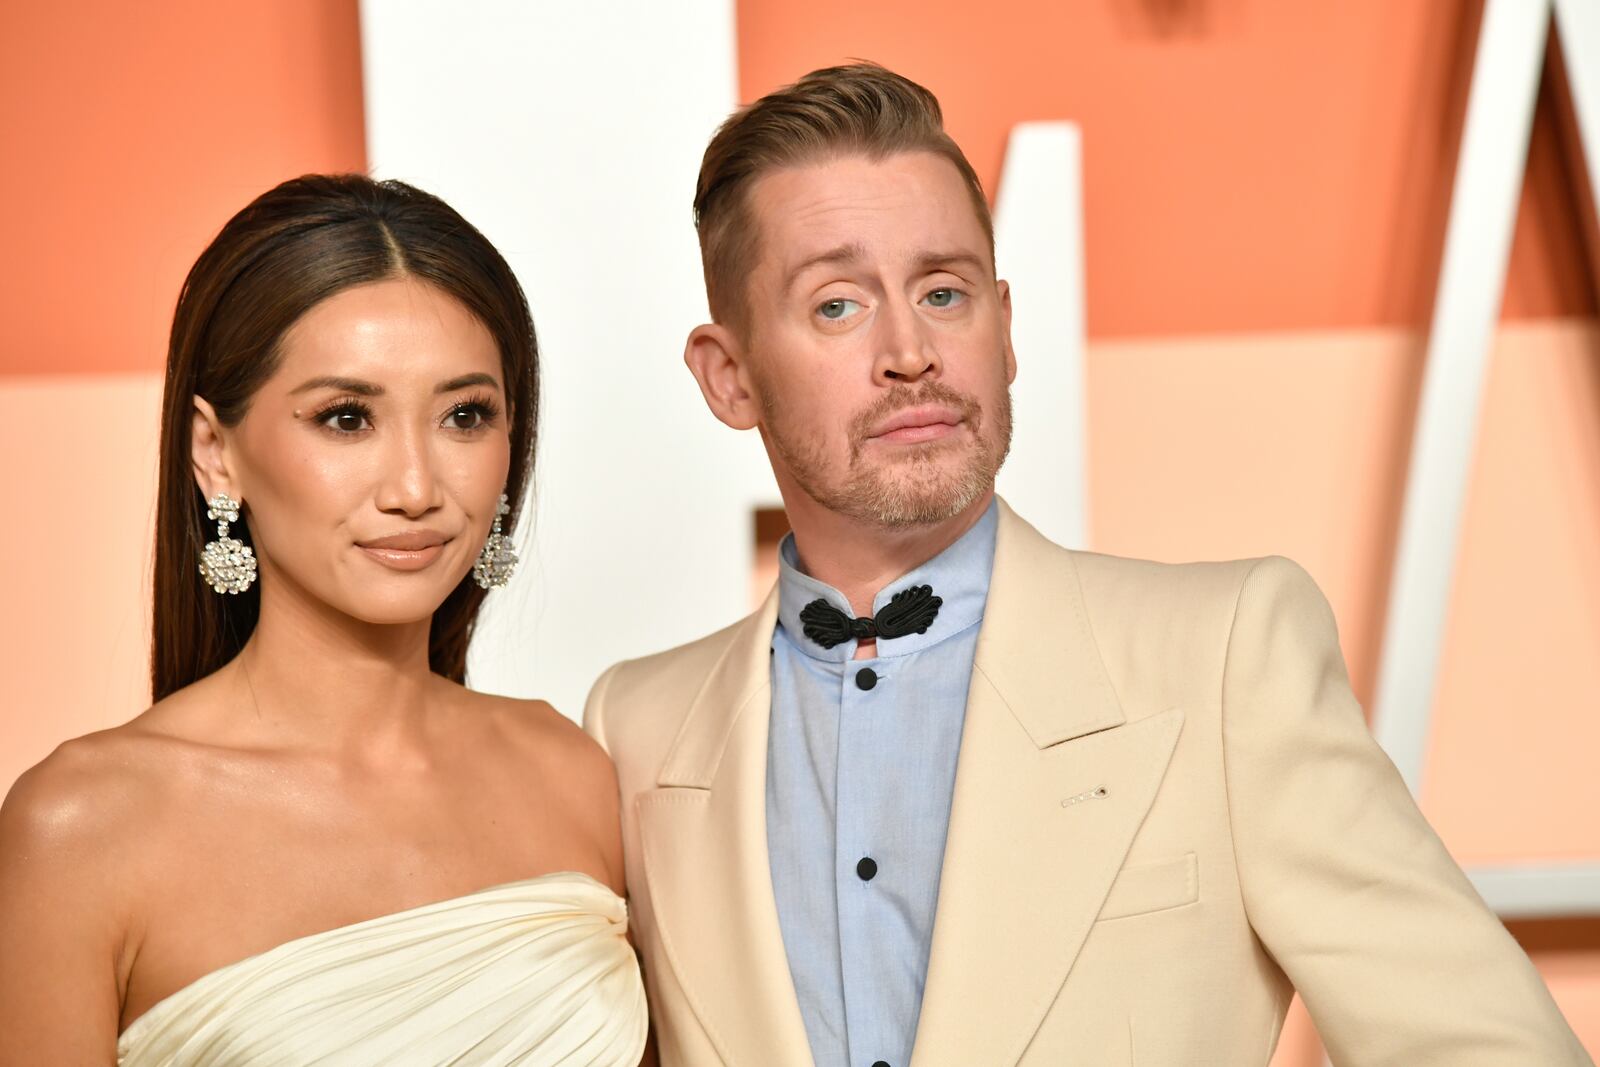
585;64;1589;1066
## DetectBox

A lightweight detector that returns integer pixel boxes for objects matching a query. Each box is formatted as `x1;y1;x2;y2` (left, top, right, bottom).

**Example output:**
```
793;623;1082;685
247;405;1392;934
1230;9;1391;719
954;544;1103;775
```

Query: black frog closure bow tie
799;584;943;649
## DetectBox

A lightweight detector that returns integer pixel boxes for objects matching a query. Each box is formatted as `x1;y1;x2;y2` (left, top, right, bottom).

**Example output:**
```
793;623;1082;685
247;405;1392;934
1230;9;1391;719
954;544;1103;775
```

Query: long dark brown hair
151;174;539;702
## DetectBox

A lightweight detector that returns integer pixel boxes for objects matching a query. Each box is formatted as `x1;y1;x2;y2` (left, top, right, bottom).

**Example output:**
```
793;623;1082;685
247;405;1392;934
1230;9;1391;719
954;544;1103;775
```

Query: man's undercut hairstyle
693;62;994;329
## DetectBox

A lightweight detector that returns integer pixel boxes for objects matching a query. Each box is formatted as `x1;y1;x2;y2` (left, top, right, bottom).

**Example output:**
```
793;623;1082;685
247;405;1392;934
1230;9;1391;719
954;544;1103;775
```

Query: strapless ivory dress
116;872;646;1066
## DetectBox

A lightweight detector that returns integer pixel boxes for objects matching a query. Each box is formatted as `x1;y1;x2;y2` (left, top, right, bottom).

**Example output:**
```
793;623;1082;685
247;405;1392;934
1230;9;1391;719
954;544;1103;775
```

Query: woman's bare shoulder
450;688;625;887
462;691;619;804
0;723;172;1053
0;735;155;940
0;675;246;861
2;711;190;858
457;689;611;772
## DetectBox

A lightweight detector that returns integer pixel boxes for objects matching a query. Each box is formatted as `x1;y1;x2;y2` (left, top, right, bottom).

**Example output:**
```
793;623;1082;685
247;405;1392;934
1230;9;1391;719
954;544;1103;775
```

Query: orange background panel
0;0;366;377
735;0;1597;338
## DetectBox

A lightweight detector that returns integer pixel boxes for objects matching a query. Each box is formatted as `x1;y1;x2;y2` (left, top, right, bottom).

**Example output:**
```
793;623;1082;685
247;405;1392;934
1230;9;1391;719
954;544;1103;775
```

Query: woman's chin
334;580;473;627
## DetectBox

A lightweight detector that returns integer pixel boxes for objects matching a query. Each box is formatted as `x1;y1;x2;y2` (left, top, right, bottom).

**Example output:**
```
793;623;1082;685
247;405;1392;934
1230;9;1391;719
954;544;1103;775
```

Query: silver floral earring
473;493;518;589
199;493;257;594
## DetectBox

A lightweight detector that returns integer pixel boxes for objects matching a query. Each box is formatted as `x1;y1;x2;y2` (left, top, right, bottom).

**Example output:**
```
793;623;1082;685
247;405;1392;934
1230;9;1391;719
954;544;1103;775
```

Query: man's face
739;151;1016;528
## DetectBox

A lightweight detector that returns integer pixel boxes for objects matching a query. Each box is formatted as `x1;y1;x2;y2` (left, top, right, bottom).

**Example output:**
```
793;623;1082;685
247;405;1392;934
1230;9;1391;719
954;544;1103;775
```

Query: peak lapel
910;503;1184;1067
636;588;814;1067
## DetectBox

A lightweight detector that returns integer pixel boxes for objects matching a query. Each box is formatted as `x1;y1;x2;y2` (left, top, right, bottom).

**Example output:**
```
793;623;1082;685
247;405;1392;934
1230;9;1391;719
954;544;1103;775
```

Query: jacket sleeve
1221;556;1590;1065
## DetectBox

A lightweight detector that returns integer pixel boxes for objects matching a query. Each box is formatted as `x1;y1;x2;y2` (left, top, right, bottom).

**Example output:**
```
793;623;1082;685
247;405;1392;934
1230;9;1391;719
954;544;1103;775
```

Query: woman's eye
924;288;964;309
321;408;371;433
446;405;487;431
817;298;861;321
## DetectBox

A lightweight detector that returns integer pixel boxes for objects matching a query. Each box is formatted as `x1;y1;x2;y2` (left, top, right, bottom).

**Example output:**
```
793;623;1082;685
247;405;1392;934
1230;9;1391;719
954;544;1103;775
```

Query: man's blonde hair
693;63;994;329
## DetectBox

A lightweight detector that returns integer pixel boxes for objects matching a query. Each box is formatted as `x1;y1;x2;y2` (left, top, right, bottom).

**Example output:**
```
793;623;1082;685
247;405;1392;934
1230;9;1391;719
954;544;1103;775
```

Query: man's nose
873;301;942;384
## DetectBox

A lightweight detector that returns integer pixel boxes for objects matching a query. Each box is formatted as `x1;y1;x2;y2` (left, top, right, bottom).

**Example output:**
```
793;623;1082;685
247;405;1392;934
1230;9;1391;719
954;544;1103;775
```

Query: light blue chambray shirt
766;500;999;1067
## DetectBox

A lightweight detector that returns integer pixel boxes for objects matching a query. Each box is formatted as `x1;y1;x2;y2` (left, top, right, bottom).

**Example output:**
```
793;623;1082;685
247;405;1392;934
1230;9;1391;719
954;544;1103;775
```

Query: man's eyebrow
289;376;382;396
914;251;988;276
783;242;868;295
436;373;501;394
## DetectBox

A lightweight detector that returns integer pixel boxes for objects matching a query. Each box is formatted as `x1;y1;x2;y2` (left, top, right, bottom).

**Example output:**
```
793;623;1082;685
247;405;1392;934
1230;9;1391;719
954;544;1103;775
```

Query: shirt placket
836;653;901;1067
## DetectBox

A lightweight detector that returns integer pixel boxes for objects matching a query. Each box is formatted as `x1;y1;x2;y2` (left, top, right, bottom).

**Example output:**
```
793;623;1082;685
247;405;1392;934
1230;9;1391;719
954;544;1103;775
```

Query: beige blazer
584;501;1588;1066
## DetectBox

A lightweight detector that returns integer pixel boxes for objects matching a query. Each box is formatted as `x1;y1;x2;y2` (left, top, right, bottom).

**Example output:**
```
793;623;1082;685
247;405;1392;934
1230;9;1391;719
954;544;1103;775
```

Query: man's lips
867;406;965;444
356;530;452;571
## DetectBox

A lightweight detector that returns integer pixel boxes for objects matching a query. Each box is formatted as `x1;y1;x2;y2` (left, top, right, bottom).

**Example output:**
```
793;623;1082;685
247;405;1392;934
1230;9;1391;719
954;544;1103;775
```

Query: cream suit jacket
584;501;1589;1066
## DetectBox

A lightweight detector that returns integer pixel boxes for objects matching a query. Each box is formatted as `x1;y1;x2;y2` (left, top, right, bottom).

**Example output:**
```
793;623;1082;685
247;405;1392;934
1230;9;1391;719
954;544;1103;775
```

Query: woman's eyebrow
290;376;381;396
435;372;501;394
287;373;501;395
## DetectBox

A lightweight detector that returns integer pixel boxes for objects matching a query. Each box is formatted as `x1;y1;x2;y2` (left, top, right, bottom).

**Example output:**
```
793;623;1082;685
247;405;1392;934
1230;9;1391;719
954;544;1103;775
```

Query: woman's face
197;276;512;626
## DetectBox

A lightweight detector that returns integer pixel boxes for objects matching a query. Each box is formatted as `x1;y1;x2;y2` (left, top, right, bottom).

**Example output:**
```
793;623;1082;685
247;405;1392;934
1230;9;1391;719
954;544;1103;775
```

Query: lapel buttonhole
1060;785;1110;808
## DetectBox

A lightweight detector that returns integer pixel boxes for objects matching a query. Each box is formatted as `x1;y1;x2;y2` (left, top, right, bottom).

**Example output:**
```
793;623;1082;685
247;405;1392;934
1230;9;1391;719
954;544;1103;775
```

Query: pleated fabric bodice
116;872;646;1066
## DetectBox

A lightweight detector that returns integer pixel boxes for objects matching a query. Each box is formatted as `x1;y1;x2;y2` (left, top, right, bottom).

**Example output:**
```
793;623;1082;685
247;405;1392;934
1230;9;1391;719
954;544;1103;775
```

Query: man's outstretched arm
1221;556;1590;1065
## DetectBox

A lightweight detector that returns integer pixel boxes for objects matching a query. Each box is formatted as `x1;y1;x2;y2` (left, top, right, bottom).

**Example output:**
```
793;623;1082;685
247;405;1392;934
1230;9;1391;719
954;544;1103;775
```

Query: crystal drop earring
473;493;518;589
198;493;258;594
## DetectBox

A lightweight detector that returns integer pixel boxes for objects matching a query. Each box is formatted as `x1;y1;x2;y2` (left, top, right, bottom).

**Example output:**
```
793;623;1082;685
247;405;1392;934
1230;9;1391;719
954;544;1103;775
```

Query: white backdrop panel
993;122;1089;550
361;0;774;717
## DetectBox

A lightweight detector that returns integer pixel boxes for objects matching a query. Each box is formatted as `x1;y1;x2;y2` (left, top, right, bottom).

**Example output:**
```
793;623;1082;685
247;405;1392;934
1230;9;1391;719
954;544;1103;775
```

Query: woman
0;175;647;1064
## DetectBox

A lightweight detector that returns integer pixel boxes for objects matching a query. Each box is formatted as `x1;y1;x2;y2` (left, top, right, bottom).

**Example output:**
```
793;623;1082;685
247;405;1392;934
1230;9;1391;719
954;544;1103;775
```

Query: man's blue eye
925;288;963;308
818;298;861;320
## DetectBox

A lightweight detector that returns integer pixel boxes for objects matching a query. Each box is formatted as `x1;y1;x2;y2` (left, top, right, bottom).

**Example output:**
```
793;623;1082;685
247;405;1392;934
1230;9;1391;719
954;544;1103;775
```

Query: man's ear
191;396;241;502
684;322;762;431
996;278;1018;385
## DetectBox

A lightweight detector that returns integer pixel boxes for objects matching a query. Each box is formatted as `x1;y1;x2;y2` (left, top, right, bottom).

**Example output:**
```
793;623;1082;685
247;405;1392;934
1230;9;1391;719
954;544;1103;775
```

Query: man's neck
784;490;995;618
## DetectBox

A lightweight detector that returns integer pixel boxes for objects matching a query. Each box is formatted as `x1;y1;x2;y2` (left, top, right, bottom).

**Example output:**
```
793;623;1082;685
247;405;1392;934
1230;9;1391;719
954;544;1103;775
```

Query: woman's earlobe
190;396;236;502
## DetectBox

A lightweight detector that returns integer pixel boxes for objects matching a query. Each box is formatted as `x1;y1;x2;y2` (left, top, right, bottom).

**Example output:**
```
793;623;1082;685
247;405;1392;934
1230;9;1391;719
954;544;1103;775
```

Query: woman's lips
358;544;446;571
356;531;451;571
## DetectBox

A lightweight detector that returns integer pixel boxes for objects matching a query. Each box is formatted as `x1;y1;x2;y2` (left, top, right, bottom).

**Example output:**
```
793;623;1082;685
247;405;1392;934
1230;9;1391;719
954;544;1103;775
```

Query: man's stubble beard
761;379;1013;529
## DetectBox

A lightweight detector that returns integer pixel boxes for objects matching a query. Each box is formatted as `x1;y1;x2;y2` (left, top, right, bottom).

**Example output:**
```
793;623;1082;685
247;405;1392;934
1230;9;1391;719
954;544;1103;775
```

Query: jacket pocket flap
1097;851;1198;921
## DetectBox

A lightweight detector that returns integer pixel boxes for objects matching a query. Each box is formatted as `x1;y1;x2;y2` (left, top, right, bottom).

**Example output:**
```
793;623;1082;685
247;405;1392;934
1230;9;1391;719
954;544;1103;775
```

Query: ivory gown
116;872;646;1066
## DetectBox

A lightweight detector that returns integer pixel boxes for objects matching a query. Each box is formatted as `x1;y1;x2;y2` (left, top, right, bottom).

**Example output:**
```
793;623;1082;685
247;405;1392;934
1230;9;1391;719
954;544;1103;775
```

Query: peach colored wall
0;376;162;792
0;1;365;377
1425;320;1600;865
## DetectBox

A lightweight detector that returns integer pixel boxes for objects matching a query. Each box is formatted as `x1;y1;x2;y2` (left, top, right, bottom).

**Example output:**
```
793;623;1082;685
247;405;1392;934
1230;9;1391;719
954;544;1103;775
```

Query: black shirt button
872;1061;890;1067
857;856;878;881
855;667;877;691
